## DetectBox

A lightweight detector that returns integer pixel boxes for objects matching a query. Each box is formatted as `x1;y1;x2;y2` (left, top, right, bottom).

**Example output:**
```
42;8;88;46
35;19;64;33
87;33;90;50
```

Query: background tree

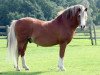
0;0;99;26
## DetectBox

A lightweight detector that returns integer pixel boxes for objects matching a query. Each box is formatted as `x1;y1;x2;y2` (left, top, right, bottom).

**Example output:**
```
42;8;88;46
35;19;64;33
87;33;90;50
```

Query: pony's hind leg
14;53;20;71
21;56;29;70
18;41;29;70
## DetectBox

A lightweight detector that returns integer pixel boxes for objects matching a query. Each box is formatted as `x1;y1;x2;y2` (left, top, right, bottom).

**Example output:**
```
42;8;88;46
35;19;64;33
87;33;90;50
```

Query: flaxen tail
8;20;18;67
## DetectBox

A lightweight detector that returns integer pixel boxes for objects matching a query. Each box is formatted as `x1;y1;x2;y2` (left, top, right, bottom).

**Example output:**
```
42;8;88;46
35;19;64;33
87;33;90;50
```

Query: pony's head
76;5;88;29
57;5;88;29
68;5;88;29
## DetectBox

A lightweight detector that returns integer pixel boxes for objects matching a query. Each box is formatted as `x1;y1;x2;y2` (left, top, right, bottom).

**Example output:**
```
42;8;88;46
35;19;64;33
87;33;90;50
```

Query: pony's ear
85;8;87;11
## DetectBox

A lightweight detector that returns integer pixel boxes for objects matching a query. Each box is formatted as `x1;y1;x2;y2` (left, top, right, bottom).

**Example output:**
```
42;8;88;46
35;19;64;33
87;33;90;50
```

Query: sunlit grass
0;38;100;75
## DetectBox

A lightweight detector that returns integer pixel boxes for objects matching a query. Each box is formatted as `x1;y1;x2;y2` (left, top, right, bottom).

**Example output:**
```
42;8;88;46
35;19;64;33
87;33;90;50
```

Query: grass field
0;38;100;75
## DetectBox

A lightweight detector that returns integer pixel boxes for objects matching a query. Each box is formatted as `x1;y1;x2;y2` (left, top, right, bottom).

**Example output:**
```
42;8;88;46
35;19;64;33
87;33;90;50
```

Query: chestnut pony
8;5;87;71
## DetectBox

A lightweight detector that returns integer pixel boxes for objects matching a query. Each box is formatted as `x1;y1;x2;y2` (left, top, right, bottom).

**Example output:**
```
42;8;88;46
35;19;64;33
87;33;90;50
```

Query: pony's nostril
80;25;86;30
81;26;82;29
83;26;85;28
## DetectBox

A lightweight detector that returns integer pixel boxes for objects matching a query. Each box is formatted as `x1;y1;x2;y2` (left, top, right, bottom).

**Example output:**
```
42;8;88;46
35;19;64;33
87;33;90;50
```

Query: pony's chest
58;30;74;43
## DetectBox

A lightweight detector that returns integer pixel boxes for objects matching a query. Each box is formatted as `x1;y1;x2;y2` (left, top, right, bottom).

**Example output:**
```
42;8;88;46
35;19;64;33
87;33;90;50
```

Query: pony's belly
31;37;58;47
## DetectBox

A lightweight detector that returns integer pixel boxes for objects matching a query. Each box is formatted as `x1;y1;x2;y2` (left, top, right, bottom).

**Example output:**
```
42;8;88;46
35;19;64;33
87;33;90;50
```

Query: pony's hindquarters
7;20;18;68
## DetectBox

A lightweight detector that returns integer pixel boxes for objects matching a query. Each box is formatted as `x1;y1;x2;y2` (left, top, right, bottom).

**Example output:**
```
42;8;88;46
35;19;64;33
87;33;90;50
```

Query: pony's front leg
58;42;67;71
21;56;29;70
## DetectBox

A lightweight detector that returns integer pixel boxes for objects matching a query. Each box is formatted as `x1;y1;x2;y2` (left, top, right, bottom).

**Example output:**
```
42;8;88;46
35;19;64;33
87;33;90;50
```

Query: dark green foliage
0;0;99;26
0;0;59;25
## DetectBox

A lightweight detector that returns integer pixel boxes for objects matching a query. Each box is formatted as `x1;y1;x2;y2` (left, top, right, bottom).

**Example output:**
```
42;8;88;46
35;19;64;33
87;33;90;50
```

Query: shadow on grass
69;44;100;47
0;71;50;75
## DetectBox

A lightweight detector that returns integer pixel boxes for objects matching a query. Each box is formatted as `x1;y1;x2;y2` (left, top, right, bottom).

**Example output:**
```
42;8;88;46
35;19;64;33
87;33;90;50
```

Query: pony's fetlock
58;66;66;71
16;66;20;71
23;65;29;70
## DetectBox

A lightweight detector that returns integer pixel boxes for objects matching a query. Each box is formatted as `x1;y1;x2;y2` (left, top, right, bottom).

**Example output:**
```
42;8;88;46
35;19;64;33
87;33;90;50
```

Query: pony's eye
85;8;87;11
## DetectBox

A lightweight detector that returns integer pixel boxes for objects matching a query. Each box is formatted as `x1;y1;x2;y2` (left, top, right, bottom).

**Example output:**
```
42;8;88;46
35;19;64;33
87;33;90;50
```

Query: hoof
58;66;66;71
16;68;21;71
23;66;29;70
25;68;29;71
14;66;21;71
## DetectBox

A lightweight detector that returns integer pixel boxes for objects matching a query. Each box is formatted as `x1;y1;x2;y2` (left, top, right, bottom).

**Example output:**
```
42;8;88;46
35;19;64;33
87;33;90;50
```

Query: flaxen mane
57;5;85;19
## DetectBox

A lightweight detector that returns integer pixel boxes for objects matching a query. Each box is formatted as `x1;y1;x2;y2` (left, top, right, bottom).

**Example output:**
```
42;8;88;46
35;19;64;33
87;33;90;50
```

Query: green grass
0;39;100;75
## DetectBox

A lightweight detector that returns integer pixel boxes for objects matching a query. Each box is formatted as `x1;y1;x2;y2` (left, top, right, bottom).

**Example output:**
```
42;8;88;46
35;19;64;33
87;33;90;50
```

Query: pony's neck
53;14;64;25
54;13;79;31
